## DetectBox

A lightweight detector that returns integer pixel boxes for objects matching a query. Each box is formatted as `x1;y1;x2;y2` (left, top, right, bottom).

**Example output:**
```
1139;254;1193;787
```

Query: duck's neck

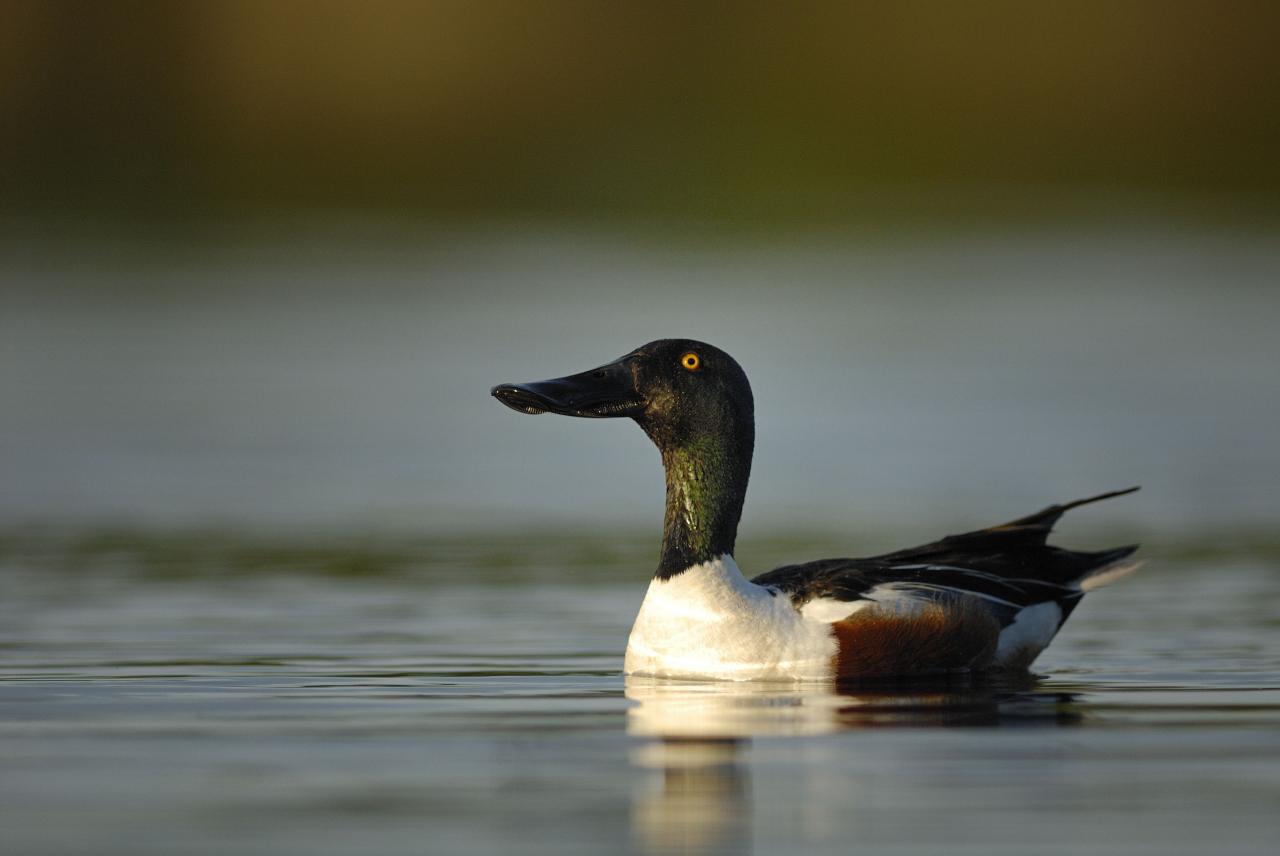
653;426;754;580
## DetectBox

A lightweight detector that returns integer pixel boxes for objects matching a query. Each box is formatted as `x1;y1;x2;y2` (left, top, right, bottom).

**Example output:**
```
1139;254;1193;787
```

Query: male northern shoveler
492;339;1140;682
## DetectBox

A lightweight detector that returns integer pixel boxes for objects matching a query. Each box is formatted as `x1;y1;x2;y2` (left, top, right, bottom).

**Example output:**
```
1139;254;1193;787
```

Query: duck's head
492;339;755;576
490;339;754;447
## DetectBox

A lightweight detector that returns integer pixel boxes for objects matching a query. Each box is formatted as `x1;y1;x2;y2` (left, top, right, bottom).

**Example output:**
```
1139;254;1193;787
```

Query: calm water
5;224;1280;533
2;533;1278;856
3;224;1279;853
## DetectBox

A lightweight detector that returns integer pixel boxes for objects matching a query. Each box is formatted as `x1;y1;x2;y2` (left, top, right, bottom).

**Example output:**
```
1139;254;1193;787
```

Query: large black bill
491;360;643;418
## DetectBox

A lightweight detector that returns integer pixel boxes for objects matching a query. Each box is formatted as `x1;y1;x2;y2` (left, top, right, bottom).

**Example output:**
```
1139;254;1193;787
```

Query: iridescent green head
493;339;755;578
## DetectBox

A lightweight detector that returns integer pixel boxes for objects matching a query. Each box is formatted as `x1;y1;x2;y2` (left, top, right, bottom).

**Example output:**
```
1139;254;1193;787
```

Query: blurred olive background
2;1;1279;539
4;0;1279;222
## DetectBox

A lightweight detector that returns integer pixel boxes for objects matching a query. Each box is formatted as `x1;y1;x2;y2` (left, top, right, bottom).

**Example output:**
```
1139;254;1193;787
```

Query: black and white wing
752;487;1141;629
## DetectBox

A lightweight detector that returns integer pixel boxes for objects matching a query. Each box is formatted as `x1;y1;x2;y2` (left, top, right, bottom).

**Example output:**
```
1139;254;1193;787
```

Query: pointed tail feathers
1002;486;1141;536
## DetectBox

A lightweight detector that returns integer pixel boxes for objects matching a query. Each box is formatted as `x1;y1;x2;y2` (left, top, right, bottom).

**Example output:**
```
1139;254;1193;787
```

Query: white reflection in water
631;738;751;855
625;675;1082;854
625;674;1076;738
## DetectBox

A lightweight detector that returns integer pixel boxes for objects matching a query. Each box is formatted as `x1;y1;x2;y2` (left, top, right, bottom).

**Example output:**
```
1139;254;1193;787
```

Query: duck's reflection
627;676;1080;854
631;737;751;854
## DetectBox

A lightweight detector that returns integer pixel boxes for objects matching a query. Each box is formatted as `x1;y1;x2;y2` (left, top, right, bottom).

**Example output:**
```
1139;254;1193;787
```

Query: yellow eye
680;352;701;371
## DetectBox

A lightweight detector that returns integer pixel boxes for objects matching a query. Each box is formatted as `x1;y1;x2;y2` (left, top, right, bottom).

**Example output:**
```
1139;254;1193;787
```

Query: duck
491;339;1140;682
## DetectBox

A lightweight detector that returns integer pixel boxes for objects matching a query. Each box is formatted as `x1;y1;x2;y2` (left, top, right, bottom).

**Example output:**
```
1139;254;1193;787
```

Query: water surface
2;534;1277;855
4;223;1278;853
5;225;1279;533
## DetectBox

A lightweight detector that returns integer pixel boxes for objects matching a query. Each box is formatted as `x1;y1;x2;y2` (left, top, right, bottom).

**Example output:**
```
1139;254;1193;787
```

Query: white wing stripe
867;582;1026;610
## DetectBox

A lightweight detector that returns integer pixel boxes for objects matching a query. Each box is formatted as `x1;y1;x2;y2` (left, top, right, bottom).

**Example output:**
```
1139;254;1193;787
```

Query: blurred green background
3;0;1278;225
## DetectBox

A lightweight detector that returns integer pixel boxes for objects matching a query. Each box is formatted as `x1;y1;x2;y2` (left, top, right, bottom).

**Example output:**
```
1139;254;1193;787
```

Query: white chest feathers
624;555;837;681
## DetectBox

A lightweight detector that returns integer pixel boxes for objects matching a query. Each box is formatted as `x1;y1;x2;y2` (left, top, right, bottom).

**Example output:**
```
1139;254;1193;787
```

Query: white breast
624;555;837;681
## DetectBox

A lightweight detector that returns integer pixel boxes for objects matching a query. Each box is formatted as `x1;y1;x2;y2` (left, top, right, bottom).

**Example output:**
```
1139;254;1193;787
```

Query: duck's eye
680;352;701;371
